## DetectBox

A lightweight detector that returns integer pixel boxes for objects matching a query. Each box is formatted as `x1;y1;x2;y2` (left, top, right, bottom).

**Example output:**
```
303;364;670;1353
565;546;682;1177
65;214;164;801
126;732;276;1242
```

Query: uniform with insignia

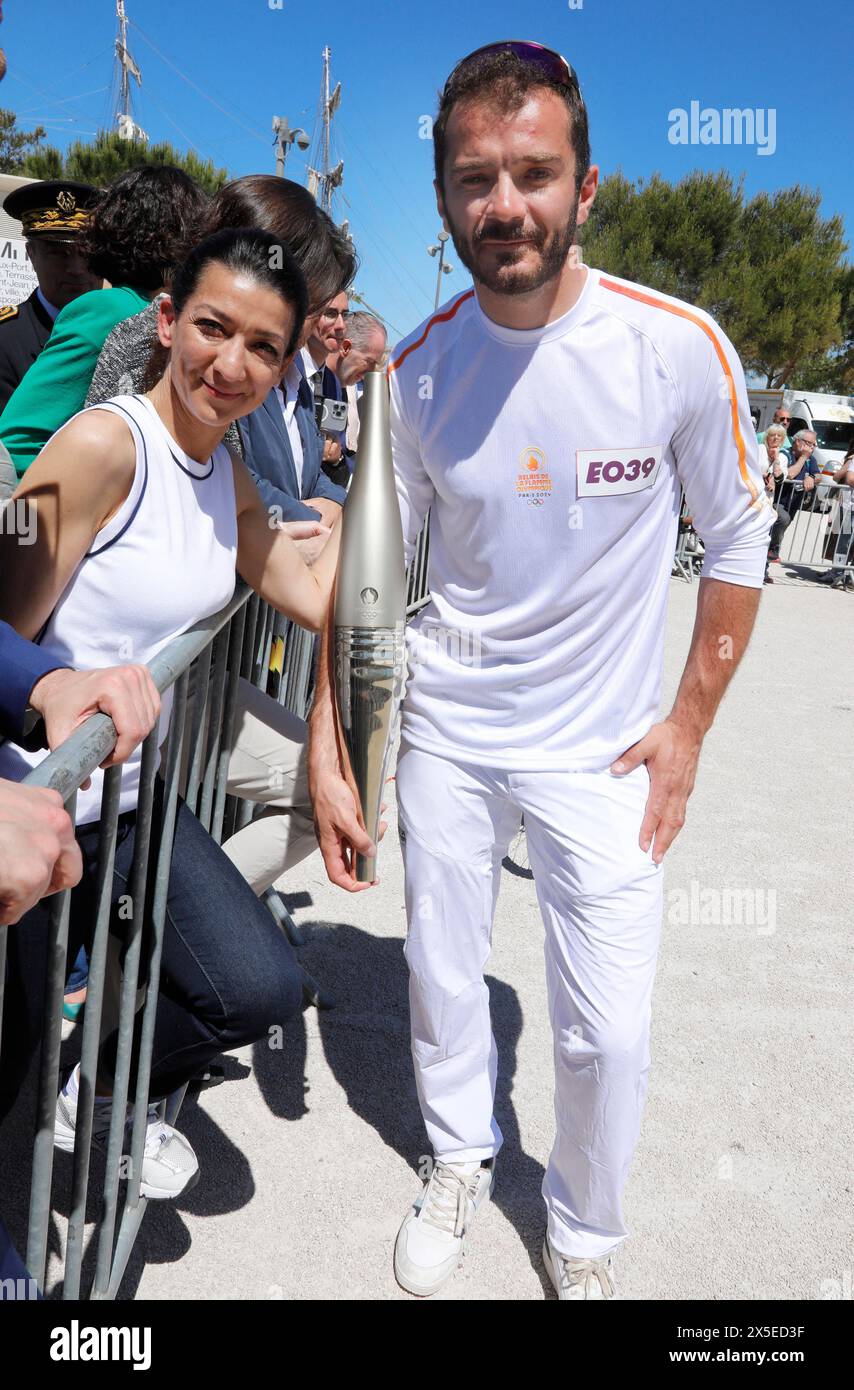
0;180;98;415
0;291;54;413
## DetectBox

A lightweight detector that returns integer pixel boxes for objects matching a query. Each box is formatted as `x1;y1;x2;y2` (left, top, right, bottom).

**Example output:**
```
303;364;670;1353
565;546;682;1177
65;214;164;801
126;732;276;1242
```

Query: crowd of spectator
754;405;854;588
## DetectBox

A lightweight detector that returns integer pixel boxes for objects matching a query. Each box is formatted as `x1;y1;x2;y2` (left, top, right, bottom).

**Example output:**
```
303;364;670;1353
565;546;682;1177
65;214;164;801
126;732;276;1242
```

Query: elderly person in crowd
818;445;854;590
758;405;793;450
767;428;822;564
761;423;790;583
326;311;389;460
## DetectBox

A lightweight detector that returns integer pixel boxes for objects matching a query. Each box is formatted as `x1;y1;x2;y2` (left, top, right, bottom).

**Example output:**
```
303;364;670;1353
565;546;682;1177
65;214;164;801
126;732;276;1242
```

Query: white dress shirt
278;360;304;492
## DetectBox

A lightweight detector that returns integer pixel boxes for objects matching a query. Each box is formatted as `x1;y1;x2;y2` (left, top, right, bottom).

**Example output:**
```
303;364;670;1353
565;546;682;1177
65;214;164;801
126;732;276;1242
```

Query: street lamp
427;229;453;310
272;116;310;176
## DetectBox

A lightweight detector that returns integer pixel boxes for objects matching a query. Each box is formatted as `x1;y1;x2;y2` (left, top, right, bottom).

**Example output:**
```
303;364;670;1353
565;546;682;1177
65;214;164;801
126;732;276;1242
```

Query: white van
784;392;853;474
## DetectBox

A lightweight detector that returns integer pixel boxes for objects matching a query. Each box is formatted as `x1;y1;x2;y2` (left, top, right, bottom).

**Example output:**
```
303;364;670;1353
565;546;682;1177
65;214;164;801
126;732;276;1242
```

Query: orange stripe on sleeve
599;276;761;509
388;289;475;375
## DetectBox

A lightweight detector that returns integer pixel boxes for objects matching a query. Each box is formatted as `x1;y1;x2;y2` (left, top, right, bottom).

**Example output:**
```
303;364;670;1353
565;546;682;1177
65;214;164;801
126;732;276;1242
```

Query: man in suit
0;180;100;413
300;291;351;488
239;353;347;565
326;311;389;460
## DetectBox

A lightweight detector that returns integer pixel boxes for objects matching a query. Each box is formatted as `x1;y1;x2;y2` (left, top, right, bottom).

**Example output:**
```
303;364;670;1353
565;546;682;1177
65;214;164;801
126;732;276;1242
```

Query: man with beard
308;41;773;1300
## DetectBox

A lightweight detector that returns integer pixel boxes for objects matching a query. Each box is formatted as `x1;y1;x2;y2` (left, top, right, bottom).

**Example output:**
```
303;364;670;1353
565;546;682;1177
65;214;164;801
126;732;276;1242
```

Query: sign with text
0;237;37;305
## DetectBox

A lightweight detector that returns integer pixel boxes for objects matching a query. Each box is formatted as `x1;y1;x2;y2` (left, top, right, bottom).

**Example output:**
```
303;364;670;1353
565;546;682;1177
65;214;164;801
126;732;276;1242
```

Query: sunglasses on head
443;40;579;99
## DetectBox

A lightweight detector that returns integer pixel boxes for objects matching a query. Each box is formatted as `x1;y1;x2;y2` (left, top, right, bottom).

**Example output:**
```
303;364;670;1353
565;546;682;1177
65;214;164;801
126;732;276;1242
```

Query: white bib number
576;446;663;497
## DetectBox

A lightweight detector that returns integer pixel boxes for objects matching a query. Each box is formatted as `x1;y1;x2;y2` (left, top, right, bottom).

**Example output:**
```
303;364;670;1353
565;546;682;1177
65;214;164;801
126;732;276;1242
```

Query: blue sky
3;0;850;343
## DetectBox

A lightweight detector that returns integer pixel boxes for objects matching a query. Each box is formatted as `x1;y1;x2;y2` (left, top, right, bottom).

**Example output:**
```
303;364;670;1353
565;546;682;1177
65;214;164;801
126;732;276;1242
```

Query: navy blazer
238;377;347;522
0;620;66;744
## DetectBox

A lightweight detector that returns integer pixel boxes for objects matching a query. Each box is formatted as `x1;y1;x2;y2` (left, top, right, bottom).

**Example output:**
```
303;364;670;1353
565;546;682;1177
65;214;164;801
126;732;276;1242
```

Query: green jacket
0;285;149;476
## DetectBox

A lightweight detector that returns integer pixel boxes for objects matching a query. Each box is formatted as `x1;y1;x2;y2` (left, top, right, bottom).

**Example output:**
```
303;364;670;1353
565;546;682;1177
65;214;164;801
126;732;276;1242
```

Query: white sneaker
54;1066;199;1201
394;1158;495;1297
543;1235;620;1300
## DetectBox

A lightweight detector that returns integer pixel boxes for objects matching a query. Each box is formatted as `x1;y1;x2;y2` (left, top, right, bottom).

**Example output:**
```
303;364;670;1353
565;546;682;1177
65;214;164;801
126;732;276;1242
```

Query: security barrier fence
0;583;321;1300
673;479;853;583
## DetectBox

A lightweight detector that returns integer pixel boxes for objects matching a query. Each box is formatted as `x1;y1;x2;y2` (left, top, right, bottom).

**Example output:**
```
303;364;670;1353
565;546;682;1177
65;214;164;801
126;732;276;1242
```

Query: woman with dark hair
82;177;359;910
0;165;209;476
0;228;340;1199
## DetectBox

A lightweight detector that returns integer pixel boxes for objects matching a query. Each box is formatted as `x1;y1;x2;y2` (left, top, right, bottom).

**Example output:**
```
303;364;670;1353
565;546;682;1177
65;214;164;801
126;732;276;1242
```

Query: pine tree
19;128;228;195
582;172;850;388
0;107;49;172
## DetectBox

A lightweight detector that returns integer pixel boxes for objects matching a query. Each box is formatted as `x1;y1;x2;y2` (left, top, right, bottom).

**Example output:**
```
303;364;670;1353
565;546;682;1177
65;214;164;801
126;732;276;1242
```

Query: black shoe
763;572;774;584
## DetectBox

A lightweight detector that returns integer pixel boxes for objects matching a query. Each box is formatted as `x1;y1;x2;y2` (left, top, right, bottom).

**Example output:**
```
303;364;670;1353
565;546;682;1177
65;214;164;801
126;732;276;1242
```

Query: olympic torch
333;369;406;882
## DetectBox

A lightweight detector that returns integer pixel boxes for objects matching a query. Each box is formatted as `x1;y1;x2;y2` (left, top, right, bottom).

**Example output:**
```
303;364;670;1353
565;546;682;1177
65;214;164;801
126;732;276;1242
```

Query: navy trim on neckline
87;400;149;558
135;394;215;480
167;444;214;480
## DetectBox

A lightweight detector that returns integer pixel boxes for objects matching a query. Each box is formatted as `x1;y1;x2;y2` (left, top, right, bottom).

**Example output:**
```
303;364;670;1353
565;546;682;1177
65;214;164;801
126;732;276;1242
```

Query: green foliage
19;128;228;195
582;172;850;390
788;264;854;394
0;106;49;172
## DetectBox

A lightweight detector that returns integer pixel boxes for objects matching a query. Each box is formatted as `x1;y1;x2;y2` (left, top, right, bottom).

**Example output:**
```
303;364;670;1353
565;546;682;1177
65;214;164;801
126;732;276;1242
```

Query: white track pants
395;741;663;1261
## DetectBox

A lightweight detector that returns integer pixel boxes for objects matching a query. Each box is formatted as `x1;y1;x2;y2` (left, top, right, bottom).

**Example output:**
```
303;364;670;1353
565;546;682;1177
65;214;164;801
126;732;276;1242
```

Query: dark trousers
769;503;792;555
0;784;302;1119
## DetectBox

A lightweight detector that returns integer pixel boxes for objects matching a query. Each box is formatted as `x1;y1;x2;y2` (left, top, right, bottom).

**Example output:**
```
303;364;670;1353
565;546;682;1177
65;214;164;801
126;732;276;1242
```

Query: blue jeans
65;945;89;995
0;784;303;1118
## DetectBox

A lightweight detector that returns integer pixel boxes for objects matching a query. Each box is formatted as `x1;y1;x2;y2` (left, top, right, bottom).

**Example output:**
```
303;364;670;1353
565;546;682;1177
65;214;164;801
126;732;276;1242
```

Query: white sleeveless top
0;394;238;823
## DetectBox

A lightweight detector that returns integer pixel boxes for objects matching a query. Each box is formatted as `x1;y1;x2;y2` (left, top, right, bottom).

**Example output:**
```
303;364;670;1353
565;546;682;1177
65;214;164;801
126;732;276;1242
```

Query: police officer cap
3;180;99;242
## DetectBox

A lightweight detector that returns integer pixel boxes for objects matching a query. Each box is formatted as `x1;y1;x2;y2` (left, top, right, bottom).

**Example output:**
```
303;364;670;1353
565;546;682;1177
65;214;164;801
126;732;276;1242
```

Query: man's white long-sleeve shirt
388;266;773;771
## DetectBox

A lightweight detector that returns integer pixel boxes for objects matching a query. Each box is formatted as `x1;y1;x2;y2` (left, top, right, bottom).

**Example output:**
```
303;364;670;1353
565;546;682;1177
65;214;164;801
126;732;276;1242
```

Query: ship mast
307;46;343;213
114;0;147;142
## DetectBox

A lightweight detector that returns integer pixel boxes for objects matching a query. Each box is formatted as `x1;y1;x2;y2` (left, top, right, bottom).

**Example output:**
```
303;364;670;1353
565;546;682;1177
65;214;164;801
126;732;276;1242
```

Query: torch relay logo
516;446;553;506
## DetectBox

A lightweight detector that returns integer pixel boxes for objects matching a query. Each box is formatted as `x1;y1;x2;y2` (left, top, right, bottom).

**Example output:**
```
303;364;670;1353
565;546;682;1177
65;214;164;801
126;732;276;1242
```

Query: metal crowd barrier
671;479;853;583
0;528;435;1301
406;515;431;616
0;582;309;1301
769;477;853;574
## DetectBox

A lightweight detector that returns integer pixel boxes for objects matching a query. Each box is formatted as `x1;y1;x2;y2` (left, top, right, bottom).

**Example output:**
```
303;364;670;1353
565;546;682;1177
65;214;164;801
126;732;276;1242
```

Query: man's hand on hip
610;717;702;865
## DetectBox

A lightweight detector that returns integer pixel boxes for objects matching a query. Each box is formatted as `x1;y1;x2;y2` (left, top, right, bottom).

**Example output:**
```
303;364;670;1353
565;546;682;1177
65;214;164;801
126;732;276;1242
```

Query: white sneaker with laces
394;1157;495;1297
54;1065;199;1200
542;1235;620;1300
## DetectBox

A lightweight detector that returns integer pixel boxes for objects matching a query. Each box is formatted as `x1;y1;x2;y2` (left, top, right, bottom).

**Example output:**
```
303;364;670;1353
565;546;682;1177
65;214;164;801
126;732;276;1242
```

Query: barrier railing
672;479;853;583
406;515;431;616
0;581;294;1300
768;477;853;573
